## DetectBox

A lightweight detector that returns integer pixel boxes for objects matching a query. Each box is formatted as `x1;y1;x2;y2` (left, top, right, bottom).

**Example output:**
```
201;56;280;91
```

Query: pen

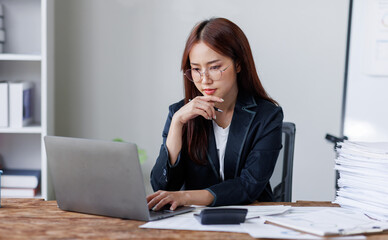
214;107;223;113
188;99;223;113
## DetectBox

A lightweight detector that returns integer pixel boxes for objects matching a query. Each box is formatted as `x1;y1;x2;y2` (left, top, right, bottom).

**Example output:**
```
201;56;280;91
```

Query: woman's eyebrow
190;59;222;66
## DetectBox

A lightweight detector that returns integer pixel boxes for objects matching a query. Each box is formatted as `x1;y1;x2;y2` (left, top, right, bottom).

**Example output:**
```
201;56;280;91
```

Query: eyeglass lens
185;69;222;82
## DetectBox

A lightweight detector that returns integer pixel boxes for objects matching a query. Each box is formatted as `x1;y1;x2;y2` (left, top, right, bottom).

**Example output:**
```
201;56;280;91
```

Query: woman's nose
201;71;212;83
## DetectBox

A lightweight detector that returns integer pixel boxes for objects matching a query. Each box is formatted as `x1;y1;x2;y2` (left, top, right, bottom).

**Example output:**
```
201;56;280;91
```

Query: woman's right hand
173;96;224;125
166;96;223;165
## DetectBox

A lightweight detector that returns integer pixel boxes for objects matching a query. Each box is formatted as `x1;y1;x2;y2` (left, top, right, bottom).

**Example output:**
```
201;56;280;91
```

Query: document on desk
242;207;365;239
141;206;366;239
139;205;291;233
241;221;366;239
263;207;388;236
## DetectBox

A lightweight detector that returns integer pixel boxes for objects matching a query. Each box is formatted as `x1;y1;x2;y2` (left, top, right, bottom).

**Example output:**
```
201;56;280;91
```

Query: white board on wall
343;0;388;141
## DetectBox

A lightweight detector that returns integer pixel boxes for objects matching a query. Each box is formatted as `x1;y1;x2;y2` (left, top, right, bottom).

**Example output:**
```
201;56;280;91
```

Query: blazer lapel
207;123;221;180
223;94;257;180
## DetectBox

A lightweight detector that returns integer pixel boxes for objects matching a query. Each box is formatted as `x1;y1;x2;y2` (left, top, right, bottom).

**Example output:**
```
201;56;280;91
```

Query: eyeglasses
184;64;232;82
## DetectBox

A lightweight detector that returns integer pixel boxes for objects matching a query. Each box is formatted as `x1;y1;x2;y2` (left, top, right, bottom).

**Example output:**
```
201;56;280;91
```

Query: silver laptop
44;136;194;221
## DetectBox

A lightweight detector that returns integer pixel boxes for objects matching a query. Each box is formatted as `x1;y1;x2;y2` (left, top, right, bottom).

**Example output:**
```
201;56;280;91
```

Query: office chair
270;122;296;202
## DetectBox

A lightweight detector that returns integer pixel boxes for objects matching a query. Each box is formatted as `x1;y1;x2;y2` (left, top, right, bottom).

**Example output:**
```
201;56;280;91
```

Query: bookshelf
0;54;42;61
0;0;54;199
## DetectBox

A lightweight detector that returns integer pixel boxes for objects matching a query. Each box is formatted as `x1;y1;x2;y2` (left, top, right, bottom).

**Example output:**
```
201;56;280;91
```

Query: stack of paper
334;141;388;221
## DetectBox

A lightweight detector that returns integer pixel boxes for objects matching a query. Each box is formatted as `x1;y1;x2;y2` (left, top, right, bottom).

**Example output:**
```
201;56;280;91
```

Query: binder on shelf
9;81;34;128
1;169;40;188
0;81;8;127
0;29;4;42
0;4;5;54
0;28;4;53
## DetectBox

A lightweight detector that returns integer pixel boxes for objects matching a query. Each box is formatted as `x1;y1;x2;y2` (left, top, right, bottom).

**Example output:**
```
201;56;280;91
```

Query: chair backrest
270;122;296;202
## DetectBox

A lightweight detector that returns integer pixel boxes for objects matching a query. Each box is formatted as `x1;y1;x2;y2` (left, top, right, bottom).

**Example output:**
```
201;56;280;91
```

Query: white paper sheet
243;207;366;239
140;211;246;233
242;221;366;239
242;220;323;239
263;208;388;236
139;205;291;232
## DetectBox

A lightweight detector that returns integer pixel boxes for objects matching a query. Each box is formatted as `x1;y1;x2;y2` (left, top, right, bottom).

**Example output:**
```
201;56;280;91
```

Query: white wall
54;0;349;201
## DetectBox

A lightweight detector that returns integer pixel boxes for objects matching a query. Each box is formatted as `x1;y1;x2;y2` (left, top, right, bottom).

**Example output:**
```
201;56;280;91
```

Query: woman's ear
236;62;241;73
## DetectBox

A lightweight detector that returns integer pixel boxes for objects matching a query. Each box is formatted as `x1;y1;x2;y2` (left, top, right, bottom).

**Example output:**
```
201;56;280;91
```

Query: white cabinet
0;0;54;200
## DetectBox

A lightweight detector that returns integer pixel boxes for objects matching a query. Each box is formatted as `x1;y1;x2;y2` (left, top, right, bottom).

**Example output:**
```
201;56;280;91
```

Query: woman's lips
203;89;216;95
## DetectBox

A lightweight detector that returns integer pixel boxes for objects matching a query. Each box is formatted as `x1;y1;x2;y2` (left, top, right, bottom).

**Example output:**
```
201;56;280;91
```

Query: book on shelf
9;81;34;128
1;169;40;188
0;81;8;127
1;186;40;198
0;3;3;17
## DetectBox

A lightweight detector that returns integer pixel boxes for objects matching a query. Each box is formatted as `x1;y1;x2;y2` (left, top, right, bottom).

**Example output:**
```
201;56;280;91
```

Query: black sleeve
150;104;186;191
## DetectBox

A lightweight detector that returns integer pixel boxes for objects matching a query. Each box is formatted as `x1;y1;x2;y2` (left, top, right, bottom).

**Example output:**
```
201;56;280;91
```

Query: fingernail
221;98;224;102
213;115;216;119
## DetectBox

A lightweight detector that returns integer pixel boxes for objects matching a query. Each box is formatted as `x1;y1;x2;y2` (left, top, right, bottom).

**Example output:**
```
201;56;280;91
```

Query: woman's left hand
146;190;187;211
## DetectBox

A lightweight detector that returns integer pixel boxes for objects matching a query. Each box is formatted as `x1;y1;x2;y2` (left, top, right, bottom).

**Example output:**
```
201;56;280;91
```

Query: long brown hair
181;18;277;165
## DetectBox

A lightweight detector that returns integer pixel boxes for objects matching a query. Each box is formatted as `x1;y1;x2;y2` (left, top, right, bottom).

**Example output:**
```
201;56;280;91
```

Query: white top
212;120;230;181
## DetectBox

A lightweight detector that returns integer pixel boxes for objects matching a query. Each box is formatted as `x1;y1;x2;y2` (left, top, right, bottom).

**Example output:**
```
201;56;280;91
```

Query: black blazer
150;93;283;206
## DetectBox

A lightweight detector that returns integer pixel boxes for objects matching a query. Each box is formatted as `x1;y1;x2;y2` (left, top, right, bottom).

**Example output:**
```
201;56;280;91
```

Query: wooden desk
0;198;386;239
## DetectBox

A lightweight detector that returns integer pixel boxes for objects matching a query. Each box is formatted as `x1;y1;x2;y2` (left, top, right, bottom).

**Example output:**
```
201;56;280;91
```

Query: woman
147;18;283;211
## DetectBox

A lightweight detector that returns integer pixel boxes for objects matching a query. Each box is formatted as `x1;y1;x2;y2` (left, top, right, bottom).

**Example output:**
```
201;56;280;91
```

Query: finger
147;191;165;209
195;95;224;103
148;196;164;210
186;100;212;120
192;108;212;121
147;198;158;209
195;102;215;120
146;191;160;202
153;197;172;211
181;99;215;122
170;201;180;211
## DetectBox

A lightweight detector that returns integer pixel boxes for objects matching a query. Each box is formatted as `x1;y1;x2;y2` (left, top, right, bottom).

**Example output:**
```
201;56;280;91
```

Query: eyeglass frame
184;63;232;82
